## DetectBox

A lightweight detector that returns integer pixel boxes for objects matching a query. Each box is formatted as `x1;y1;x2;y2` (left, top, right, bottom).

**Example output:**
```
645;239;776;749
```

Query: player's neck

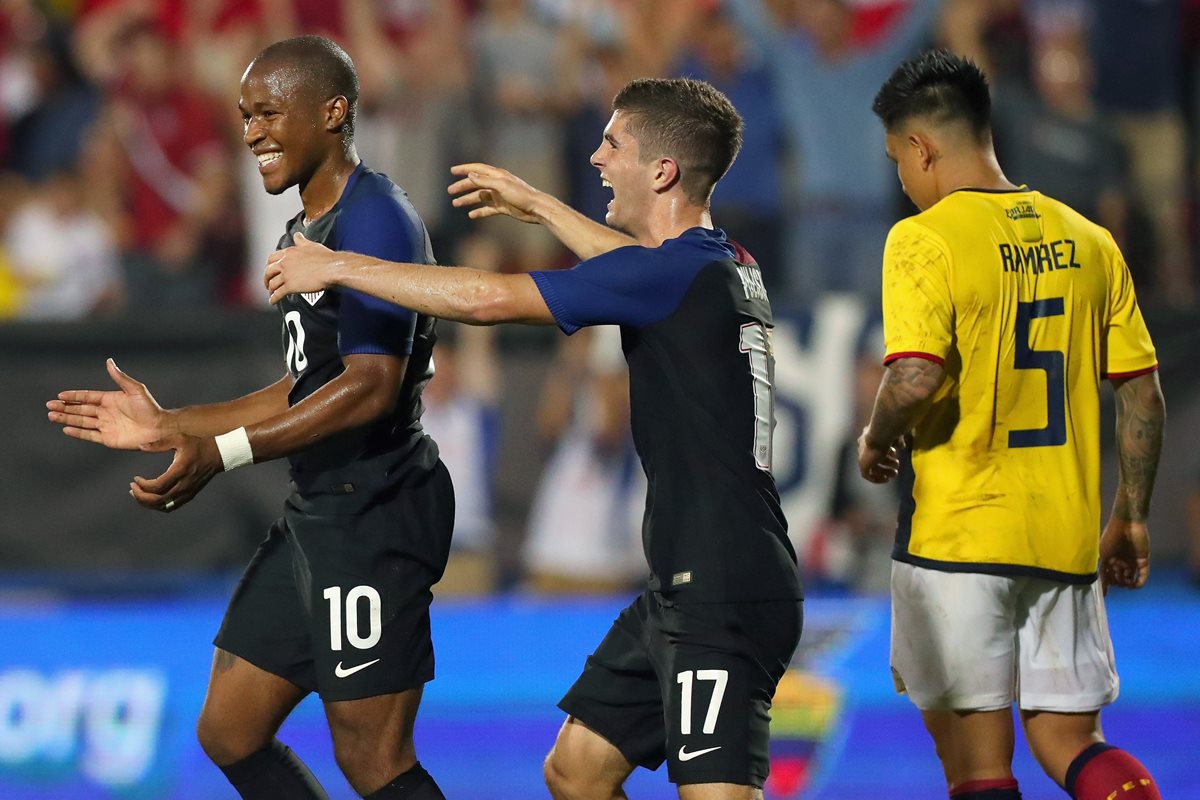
299;150;361;225
937;149;1018;200
636;198;713;248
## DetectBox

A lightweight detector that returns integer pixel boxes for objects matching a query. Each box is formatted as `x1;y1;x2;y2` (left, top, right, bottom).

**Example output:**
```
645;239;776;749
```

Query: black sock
364;761;446;800
219;739;329;800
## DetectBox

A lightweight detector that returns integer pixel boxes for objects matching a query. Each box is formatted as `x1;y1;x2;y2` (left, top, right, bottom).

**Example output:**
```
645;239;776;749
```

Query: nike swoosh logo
677;745;722;762
334;659;380;678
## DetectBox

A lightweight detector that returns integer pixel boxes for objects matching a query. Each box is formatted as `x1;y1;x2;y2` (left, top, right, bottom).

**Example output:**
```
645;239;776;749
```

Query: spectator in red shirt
89;17;235;308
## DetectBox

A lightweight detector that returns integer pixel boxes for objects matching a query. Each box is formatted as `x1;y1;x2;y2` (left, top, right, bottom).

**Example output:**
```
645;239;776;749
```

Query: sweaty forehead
241;58;318;106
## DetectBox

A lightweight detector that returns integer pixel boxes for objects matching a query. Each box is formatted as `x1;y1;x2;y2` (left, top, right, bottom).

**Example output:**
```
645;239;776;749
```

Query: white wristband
215;427;254;472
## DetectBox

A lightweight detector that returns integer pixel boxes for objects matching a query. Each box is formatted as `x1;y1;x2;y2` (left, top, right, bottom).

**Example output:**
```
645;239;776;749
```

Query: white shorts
890;561;1119;712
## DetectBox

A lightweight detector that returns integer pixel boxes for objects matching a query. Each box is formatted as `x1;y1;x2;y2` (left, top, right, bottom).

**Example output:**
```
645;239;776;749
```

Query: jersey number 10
1009;297;1066;448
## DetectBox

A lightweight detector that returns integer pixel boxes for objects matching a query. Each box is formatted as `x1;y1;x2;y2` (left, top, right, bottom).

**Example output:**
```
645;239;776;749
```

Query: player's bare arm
47;358;293;449
264;233;557;326
858;356;946;483
448;162;636;260
1100;370;1165;590
128;353;407;513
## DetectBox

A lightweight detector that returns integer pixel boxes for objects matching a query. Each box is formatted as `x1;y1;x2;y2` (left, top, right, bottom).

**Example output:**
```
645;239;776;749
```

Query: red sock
1066;743;1161;800
950;778;1021;799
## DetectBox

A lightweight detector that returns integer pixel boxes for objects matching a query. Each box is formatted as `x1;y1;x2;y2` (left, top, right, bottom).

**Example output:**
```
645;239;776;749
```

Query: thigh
197;649;310;762
657;599;802;789
920;707;1015;787
1015;579;1118;712
213;519;316;691
558;593;669;772
292;467;455;701
890;562;1018;711
324;687;424;758
547;716;637;792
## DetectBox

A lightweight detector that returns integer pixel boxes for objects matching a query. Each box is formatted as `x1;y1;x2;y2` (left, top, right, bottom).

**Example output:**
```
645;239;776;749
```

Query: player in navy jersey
47;37;449;800
266;77;803;800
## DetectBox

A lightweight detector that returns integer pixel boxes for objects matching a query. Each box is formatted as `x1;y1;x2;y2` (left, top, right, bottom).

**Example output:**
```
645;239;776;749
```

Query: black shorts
214;460;454;701
559;592;803;787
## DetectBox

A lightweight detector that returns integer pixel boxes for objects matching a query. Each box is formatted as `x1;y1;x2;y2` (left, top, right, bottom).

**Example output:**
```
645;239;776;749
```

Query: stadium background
0;0;1198;797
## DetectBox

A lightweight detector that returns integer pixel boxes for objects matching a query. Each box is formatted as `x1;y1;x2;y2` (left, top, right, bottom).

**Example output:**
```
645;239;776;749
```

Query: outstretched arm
1100;370;1165;590
128;353;408;513
48;358;293;449
448;163;635;261
264;234;558;326
857;356;946;483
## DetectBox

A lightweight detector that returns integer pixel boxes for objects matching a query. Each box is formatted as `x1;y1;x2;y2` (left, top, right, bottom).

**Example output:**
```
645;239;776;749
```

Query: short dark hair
872;49;991;138
612;78;743;205
252;35;360;140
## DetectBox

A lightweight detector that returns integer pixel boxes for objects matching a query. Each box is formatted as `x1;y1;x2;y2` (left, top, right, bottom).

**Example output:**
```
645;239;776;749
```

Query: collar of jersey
949;184;1031;196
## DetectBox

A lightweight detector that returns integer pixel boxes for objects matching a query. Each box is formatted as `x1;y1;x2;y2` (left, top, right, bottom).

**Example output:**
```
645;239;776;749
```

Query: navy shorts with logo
559;591;803;787
214;458;454;701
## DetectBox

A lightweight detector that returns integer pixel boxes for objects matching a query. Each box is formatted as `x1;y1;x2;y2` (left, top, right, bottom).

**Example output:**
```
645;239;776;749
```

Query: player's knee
332;735;412;792
196;711;264;766
543;747;586;799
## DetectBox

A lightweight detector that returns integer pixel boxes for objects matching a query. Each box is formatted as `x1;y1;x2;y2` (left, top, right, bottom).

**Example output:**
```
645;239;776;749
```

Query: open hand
129;433;223;513
47;359;168;450
448;162;542;224
264;232;338;303
1099;518;1150;592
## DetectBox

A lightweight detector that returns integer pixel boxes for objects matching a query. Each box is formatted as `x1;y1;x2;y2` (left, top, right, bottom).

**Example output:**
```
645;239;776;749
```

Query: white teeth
601;179;612;188
257;152;282;166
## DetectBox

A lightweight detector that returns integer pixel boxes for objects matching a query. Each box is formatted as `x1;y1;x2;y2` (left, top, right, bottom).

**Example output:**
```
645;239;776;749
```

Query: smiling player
264;77;803;800
48;36;450;799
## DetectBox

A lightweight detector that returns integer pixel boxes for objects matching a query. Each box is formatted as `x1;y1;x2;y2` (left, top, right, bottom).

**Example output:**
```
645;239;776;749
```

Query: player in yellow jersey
858;51;1165;800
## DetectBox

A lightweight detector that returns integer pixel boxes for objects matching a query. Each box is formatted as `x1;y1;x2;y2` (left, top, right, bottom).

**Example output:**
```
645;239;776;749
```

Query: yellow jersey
881;188;1157;583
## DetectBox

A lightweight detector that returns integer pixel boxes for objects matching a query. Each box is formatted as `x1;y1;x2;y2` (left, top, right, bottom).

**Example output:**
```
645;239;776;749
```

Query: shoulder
885;214;951;263
342;170;420;226
1038;192;1123;260
334;168;429;256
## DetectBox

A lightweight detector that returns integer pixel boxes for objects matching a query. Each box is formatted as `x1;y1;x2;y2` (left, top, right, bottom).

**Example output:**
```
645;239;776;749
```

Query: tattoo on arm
1112;371;1165;522
866;357;946;448
214;648;239;674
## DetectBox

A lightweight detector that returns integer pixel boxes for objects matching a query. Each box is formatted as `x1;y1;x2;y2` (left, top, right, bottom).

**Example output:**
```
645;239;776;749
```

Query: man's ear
326;95;350;133
909;132;937;171
652;157;681;193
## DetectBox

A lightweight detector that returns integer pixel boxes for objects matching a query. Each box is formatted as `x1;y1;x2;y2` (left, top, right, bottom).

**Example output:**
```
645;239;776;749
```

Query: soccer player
46;37;449;800
857;50;1165;800
264;77;804;800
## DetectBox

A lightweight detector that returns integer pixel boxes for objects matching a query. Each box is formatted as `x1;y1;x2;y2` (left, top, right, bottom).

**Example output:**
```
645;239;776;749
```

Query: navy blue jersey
531;227;800;602
276;164;438;489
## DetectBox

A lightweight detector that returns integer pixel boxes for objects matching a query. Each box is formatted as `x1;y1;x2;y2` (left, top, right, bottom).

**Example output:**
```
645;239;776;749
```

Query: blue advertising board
0;580;1196;799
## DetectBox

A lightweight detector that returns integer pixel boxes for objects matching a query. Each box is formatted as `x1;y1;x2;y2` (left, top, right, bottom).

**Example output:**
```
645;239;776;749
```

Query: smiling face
239;60;331;195
589;110;655;237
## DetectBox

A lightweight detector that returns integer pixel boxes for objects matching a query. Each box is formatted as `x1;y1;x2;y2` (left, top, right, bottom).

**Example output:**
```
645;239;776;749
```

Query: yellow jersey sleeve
1101;231;1157;377
881;219;953;364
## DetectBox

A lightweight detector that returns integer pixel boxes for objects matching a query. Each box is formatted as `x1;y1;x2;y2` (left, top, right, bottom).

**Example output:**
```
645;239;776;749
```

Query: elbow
458;279;513;325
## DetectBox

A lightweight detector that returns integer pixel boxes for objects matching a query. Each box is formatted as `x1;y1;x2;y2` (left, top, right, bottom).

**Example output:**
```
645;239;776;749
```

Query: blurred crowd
3;0;1199;592
0;0;1196;320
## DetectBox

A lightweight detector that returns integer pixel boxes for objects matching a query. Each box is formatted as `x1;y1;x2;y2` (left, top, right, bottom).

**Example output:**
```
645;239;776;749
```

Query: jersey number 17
739;323;775;472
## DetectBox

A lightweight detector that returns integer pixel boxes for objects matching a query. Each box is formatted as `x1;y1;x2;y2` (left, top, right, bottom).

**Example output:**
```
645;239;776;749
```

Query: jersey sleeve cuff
883;351;945;366
529;271;582;335
340;342;414;357
1103;363;1158;380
